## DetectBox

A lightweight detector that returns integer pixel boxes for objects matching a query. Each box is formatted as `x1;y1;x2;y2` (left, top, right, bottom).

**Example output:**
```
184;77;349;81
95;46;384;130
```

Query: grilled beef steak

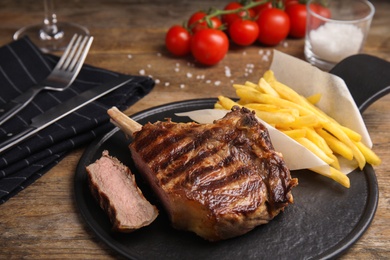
86;150;158;232
108;106;298;241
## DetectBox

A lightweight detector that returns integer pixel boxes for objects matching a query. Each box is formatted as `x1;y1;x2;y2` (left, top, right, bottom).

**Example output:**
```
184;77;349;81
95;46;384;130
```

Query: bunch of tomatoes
165;0;325;66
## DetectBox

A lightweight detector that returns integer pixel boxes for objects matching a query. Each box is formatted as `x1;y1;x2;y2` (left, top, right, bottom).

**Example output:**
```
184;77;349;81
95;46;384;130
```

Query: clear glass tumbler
304;0;375;70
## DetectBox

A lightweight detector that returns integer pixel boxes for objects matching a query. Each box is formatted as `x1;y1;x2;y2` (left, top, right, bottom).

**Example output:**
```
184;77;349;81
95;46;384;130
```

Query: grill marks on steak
128;106;298;241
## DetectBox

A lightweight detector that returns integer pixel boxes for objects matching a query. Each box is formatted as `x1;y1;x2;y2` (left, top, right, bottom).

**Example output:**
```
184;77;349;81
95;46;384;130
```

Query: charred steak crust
130;106;298;241
86;151;158;232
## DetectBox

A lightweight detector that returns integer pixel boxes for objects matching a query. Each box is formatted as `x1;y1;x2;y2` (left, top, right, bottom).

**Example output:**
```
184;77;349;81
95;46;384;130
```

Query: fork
0;34;93;125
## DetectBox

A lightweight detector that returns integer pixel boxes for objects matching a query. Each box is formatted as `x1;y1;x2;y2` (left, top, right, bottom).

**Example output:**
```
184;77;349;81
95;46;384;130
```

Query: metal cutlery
0;75;133;154
0;34;94;125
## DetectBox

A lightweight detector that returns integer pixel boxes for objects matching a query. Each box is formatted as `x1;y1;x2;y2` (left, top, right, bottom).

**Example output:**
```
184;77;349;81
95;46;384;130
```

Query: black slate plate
74;54;390;259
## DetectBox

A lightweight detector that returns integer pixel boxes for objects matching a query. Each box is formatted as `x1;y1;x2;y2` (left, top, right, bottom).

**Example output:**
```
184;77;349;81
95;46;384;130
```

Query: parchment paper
176;50;372;175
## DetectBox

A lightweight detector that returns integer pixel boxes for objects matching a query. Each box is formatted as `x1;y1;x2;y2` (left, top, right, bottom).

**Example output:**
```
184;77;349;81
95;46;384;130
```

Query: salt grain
174;67;180;72
180;84;185;89
224;66;231;77
157;53;161;57
127;54;132;59
186;72;193;78
309;23;364;63
139;69;145;75
165;82;170;87
214;81;221;86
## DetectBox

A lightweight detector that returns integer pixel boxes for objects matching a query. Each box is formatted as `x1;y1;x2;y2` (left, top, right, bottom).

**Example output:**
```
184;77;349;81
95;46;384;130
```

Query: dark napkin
0;37;154;204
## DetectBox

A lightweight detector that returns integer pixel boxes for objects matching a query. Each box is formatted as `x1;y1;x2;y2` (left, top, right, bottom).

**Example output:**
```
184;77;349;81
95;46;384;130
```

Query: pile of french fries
215;70;381;188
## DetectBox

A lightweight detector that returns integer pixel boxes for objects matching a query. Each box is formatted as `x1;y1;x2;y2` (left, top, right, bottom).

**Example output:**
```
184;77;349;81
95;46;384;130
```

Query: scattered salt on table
224;66;231;77
309;23;364;63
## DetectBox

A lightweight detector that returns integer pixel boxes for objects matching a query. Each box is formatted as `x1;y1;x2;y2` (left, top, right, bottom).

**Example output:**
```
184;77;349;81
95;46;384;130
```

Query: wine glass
13;0;89;53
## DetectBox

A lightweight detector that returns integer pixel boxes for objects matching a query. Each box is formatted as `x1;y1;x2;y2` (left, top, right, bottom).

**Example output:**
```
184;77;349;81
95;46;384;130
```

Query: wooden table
0;0;389;259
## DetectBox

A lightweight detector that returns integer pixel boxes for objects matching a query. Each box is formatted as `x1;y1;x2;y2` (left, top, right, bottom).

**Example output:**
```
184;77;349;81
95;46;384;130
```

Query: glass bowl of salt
304;0;375;71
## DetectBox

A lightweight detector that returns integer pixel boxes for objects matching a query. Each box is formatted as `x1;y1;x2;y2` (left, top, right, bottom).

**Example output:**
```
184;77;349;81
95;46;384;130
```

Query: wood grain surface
0;0;389;259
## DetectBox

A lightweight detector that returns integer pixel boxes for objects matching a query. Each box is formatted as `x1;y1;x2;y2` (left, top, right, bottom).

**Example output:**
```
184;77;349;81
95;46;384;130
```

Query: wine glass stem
40;0;64;40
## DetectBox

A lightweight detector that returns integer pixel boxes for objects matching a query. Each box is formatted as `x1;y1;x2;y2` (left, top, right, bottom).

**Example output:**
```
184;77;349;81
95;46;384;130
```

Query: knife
0;75;133;154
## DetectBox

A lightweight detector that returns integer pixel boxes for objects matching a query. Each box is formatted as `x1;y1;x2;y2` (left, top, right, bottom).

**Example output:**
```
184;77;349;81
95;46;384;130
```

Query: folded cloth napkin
0;37;155;204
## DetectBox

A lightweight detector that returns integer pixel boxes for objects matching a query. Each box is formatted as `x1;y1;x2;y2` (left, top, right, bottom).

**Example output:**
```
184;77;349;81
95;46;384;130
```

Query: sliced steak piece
108;106;298;241
86;150;158;232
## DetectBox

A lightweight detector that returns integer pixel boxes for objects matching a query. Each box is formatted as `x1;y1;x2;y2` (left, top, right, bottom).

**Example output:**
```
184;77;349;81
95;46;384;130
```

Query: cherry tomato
311;3;331;18
190;29;229;66
222;2;255;28
286;3;307;38
188;11;222;33
256;8;290;46
229;19;259;46
165;25;191;56
252;0;272;15
309;3;331;29
284;0;299;6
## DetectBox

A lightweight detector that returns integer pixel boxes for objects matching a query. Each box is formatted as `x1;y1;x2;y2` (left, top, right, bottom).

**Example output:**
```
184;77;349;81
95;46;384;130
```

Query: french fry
354;141;382;166
340;125;362;142
276;114;321;129
306;93;322;104
244;81;258;88
215;69;381;188
253;110;296;125
310;167;350;188
329;167;350;188
302;97;362;142
281;129;307;139
214;102;223;109
269;80;307;106
328;153;341;170
317;128;354;160
245;103;300;117
258;78;280;97
322;121;366;169
236;88;314;116
304;127;333;155
263;70;276;83
218;96;241;110
245;103;281;111
296;137;334;165
233;84;254;91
